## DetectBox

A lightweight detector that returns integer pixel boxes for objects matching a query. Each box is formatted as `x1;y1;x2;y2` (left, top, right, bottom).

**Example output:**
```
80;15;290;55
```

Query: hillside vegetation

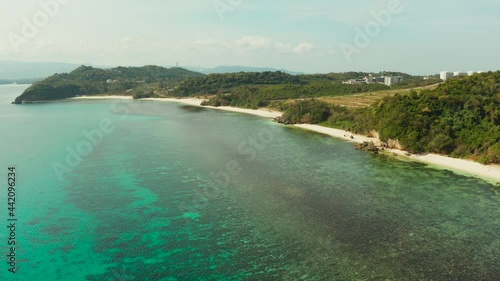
14;65;205;104
274;72;500;163
12;65;497;163
188;71;438;109
14;66;437;105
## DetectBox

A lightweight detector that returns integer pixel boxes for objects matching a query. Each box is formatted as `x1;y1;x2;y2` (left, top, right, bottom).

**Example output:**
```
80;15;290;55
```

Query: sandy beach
71;96;134;100
293;124;500;184
150;98;500;184
143;98;283;118
72;96;500;184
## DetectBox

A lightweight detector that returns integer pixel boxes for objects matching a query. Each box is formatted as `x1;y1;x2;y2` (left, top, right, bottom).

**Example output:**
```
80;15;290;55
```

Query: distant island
0;61;83;80
0;60;304;80
0;78;43;85
12;65;499;166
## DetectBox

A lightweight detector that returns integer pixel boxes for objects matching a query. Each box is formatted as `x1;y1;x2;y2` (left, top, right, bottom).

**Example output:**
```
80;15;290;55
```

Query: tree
486;143;500;164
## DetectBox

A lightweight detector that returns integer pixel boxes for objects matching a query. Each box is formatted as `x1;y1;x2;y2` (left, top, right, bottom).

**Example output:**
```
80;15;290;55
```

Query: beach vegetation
274;72;500;163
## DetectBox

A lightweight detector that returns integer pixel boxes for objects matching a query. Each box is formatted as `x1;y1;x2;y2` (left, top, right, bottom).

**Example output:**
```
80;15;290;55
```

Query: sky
0;0;499;74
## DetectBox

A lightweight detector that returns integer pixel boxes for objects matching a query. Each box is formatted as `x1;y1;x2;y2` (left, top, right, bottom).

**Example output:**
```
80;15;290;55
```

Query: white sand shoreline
71;96;134;100
73;96;500;184
144;98;500;184
293;124;500;184
143;98;283;118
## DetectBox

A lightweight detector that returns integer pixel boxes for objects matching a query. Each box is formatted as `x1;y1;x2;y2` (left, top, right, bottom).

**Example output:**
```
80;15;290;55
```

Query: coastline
143;98;283;119
74;96;500;184
71;96;134;100
294;124;500;184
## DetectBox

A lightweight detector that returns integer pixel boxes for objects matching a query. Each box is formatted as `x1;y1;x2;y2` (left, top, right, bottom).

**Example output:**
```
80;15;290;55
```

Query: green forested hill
181;71;439;109
276;72;500;163
173;71;303;96
13;65;498;163
14;65;205;104
14;67;436;105
183;71;395;108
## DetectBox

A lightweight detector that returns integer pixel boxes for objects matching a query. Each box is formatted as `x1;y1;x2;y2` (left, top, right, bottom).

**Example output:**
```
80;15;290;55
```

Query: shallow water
0;85;499;280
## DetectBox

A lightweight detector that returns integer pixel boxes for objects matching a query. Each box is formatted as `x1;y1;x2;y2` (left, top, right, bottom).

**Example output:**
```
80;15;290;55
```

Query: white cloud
234;36;315;54
236;36;271;49
293;42;315;54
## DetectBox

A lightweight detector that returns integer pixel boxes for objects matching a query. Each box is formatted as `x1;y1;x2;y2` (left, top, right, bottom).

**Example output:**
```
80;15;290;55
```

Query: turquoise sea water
0;84;499;280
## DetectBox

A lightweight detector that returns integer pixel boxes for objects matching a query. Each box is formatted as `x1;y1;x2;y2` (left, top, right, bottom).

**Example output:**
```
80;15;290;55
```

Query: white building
441;70;488;81
384;76;403;86
343;75;402;86
343;79;366;85
440;71;454;81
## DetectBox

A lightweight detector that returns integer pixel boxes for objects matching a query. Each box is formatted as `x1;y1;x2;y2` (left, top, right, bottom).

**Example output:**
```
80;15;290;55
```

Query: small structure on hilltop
343;74;403;86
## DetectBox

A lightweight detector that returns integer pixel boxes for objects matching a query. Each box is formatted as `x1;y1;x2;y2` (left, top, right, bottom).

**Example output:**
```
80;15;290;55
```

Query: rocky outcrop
273;116;293;125
355;142;380;153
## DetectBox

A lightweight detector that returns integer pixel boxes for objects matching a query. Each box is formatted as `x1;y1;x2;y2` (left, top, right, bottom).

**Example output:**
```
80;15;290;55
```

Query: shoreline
74;96;500;184
293;124;500;184
71;96;134;100
143;98;283;118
